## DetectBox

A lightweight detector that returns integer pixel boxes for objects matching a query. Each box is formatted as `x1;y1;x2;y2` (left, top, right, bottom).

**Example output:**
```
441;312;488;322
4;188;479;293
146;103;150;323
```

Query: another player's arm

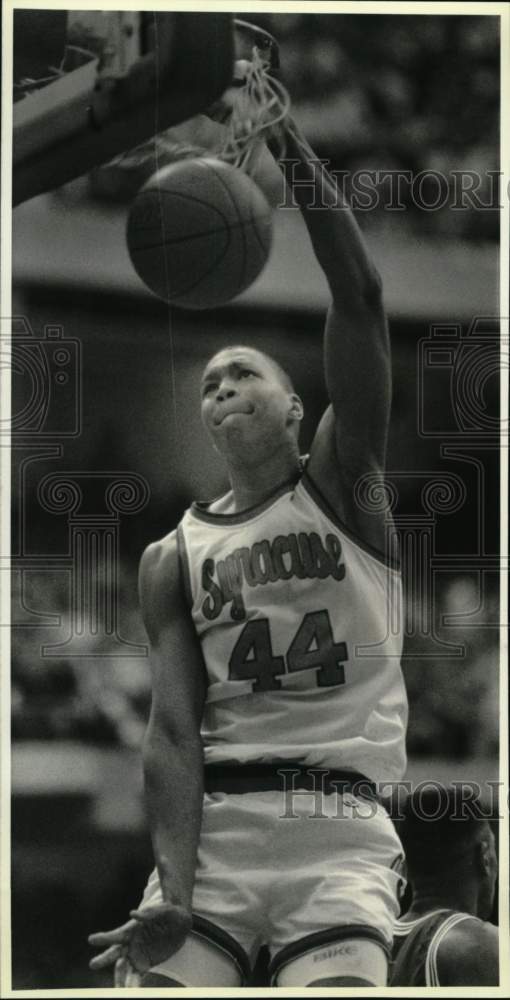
271;120;391;552
140;534;206;915
435;919;499;986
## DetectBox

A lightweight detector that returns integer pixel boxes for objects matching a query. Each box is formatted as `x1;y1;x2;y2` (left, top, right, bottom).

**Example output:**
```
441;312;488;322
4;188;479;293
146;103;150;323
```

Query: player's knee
141;971;184;986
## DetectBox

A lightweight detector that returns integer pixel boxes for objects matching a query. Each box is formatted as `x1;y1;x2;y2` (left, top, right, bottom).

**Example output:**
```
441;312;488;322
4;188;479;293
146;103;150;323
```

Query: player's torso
177;473;407;781
390;910;472;986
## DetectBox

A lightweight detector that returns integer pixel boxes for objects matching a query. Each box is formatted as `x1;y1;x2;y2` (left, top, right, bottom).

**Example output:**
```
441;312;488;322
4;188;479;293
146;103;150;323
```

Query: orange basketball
126;157;273;309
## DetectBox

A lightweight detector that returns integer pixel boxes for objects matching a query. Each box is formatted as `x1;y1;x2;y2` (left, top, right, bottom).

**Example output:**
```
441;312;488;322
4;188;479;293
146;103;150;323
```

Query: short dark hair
209;345;295;394
263;353;295;394
397;786;491;879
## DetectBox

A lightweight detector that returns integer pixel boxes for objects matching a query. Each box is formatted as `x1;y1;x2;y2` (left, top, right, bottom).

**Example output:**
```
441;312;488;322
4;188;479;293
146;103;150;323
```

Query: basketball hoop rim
233;18;280;71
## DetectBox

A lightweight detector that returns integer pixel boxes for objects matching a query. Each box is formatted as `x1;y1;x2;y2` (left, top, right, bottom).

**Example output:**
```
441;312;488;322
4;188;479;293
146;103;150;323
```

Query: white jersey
177;470;408;783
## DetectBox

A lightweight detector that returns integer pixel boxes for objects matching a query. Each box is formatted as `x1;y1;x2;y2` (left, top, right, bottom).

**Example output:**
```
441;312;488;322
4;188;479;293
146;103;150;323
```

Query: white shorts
140;784;404;986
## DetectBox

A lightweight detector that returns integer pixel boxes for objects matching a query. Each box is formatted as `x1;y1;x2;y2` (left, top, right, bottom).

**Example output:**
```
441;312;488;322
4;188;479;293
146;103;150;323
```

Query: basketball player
89;104;408;987
390;787;499;986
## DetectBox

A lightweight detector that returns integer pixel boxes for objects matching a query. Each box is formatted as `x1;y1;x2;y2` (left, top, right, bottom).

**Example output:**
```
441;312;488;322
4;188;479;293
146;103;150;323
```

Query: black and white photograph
2;2;508;993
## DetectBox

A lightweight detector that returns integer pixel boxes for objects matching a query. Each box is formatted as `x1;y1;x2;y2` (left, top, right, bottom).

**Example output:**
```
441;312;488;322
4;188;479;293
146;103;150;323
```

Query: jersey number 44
229;609;348;692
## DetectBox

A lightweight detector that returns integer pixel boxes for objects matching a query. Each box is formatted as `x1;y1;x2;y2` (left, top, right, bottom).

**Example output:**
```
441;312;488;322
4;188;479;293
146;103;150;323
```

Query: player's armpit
435;919;499;986
306;407;395;562
305;292;394;558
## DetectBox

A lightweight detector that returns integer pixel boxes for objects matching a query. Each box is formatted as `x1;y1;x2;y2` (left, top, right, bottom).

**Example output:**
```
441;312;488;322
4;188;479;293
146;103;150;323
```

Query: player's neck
227;446;302;513
406;882;478;919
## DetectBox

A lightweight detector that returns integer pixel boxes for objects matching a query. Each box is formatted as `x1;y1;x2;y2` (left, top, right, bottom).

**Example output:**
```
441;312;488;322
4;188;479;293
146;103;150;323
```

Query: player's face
478;826;498;919
200;348;298;462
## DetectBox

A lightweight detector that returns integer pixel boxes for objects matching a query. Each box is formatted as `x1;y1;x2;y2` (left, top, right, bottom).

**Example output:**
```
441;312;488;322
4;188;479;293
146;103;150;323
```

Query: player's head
200;346;303;464
398;786;498;920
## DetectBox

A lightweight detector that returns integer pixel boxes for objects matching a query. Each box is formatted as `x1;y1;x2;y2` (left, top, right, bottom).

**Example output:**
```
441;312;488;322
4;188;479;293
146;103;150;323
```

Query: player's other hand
88;901;192;980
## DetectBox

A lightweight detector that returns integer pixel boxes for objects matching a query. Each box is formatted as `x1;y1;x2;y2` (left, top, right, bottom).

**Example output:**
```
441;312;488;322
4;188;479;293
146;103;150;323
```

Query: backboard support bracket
13;13;234;206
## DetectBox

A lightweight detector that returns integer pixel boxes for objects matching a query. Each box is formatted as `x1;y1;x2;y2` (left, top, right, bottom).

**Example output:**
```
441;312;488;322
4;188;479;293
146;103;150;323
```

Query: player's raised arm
270;119;392;549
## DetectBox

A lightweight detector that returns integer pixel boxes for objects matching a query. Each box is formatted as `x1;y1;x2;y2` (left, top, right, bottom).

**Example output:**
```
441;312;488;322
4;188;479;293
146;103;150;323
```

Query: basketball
126;157;273;309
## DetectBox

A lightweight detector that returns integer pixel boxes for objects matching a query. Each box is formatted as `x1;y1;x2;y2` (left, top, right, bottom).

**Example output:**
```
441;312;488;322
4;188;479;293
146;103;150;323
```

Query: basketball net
142;26;291;182
214;47;291;174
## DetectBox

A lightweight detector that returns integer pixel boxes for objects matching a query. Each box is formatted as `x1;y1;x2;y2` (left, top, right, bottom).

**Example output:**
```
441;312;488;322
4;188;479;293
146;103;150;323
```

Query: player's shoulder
439;913;498;954
140;529;178;575
139;530;181;609
436;915;499;986
141;529;178;565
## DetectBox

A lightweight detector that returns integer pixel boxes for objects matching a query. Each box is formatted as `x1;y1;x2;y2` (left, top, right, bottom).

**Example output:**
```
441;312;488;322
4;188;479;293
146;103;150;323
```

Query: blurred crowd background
10;9;500;989
260;12;499;241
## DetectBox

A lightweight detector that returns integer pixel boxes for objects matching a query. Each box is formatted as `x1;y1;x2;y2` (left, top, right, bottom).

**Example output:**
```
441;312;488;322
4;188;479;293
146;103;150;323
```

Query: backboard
12;11;234;205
